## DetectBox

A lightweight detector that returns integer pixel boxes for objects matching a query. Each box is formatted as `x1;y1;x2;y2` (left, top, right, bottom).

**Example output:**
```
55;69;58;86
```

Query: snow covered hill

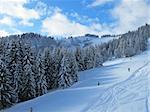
57;34;120;49
4;33;120;52
2;40;150;112
83;61;150;112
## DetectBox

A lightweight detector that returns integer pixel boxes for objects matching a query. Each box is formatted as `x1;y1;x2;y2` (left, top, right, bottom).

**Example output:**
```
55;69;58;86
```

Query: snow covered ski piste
82;62;150;112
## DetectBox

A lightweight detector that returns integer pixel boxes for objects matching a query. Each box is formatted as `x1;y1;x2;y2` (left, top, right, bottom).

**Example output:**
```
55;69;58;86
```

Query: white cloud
0;30;10;37
88;0;113;7
41;10;112;36
0;0;40;26
1;0;149;37
19;20;34;27
111;0;150;34
41;12;91;36
35;1;48;16
70;12;99;24
87;0;150;35
0;16;14;26
41;7;115;36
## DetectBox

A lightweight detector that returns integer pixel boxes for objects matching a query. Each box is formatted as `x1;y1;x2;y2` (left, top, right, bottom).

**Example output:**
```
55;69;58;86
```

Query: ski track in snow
82;62;150;112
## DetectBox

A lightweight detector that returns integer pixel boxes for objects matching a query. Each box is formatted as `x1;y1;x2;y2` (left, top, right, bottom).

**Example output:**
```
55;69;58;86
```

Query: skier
98;82;100;86
128;68;130;72
30;107;33;112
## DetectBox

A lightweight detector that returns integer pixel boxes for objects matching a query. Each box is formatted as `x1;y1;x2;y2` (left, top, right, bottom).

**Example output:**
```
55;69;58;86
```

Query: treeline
0;24;150;110
76;24;150;71
0;39;78;109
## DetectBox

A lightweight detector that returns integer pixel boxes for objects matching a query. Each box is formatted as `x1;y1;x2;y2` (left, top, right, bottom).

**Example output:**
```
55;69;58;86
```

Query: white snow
2;39;150;112
59;35;120;49
90;36;120;46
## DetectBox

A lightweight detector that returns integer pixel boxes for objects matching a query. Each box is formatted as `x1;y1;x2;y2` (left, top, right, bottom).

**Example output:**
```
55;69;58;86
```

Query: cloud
0;30;10;37
19;20;34;27
41;11;91;36
1;0;150;37
88;0;113;7
35;1;48;16
111;0;150;34
70;12;99;24
41;9;111;36
87;0;150;35
0;16;14;26
0;0;40;26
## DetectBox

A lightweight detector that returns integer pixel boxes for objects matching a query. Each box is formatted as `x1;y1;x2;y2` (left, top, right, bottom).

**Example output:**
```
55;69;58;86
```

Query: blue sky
0;0;150;37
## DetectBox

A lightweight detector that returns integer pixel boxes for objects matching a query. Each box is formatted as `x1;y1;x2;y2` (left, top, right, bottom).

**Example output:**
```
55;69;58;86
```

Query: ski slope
2;40;150;112
83;62;150;112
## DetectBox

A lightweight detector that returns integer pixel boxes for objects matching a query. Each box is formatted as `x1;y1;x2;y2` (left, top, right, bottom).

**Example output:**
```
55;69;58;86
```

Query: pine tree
6;41;18;87
94;52;103;67
84;47;95;69
58;51;72;88
43;48;55;90
0;57;17;109
75;47;85;71
68;51;78;83
20;44;36;101
15;40;24;102
36;52;47;96
52;48;63;88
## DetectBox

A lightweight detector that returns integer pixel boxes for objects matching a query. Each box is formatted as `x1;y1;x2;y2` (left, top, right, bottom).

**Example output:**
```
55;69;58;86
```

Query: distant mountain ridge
0;24;150;51
0;32;120;51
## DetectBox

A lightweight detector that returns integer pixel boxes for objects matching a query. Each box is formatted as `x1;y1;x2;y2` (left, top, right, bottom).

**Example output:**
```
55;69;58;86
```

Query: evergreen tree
43;48;55;90
36;53;47;96
52;48;63;88
0;58;17;109
6;41;18;87
68;51;78;83
94;52;103;67
20;44;36;101
75;47;85;71
84;47;95;69
58;51;72;88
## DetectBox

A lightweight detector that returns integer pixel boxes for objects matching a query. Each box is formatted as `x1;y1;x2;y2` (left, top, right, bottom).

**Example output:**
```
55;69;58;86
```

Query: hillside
3;39;150;112
57;34;120;49
1;33;120;51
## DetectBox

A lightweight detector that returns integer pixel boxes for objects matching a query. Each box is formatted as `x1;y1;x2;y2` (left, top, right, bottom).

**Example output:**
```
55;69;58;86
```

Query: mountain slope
58;34;120;49
3;39;150;112
1;33;120;55
83;61;150;112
